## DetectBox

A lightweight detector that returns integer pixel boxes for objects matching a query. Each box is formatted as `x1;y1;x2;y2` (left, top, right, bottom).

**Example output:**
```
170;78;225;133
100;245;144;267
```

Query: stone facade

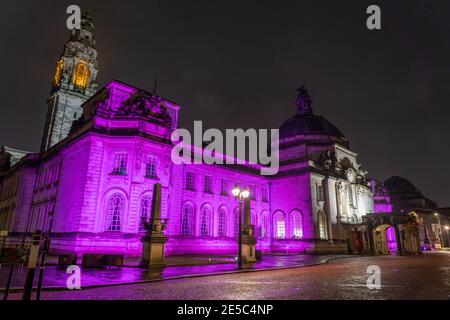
2;15;428;258
0;78;377;257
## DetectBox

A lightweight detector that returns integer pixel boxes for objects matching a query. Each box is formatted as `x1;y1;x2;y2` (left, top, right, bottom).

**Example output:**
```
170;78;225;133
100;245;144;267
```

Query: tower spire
40;10;99;152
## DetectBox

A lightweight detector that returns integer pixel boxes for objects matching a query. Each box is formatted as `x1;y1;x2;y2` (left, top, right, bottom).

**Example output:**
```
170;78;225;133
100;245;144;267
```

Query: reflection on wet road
0;254;344;289
4;252;450;300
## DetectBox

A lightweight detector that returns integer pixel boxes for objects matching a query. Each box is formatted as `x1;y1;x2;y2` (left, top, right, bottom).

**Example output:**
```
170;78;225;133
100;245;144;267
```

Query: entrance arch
373;224;398;255
363;212;421;256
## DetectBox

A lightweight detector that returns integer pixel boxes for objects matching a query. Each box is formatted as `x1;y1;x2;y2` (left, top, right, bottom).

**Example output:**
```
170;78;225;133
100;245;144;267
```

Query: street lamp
232;185;249;269
434;213;444;247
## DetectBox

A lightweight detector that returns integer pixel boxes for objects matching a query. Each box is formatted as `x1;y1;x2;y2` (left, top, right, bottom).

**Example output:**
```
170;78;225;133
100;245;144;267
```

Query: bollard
22;230;42;301
3;264;14;300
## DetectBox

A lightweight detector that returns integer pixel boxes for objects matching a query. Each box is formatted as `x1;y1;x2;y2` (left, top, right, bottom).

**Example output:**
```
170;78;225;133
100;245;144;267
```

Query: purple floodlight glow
386;226;397;253
10;79;376;259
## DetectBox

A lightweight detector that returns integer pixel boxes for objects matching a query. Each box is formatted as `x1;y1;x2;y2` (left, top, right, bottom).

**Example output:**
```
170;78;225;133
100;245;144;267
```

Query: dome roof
279;86;347;143
384;176;419;194
279;113;345;140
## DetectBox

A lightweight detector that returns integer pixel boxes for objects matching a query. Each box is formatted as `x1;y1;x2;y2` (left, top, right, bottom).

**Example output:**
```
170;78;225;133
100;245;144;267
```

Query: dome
384;176;419;194
279;113;346;140
279;85;347;145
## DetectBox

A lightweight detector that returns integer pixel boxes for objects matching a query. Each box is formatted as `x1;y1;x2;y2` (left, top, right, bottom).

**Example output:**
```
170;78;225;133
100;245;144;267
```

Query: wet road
0;254;344;289
7;252;450;300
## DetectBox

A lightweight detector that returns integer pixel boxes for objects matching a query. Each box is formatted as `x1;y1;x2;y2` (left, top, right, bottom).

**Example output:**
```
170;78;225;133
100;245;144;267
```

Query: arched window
53;59;65;85
139;195;152;232
200;205;212;237
260;211;270;238
234;207;240;237
73;62;90;89
105;193;125;232
291;210;303;239
180;203;194;236
218;206;227;237
318;210;328;239
273;212;286;239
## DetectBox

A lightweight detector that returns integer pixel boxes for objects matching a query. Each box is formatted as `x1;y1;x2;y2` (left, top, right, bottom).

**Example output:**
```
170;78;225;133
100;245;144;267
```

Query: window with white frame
186;172;195;191
112;153;128;175
200;205;211;236
139;195;152;232
204;176;213;194
291;210;303;239
218;206;227;236
145;157;158;179
181;203;194;235
105;193;125;231
316;184;324;201
274;212;286;239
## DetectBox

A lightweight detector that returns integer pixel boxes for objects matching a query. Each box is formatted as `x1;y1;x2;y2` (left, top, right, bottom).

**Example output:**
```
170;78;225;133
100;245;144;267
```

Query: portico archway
363;212;421;256
373;224;398;255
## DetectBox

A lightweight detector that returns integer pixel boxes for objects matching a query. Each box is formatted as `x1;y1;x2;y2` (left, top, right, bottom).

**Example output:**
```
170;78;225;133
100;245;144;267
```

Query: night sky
0;1;449;206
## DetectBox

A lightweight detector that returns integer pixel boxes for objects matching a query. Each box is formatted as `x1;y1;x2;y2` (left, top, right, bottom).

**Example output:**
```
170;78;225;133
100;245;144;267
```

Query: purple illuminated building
0;12;425;258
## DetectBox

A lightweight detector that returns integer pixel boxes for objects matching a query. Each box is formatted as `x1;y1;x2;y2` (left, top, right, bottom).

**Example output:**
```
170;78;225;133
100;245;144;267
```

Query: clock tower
41;10;99;152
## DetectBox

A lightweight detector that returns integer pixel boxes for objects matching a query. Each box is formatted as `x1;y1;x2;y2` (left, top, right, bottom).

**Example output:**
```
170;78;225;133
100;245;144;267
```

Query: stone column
241;198;257;263
141;183;168;268
323;177;334;245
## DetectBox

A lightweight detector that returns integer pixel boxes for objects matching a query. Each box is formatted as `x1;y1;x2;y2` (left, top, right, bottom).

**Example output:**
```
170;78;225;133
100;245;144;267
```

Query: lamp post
232;185;249;269
434;213;443;247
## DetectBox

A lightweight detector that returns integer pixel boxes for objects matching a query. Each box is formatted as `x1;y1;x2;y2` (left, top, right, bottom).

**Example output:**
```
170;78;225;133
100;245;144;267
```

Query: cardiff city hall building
0;13;448;261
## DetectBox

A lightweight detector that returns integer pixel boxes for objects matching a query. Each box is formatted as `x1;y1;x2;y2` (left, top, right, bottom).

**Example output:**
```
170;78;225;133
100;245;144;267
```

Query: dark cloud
1;0;449;205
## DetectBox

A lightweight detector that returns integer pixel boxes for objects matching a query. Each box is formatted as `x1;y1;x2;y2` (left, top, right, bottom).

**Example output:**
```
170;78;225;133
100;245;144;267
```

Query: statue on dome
296;85;313;114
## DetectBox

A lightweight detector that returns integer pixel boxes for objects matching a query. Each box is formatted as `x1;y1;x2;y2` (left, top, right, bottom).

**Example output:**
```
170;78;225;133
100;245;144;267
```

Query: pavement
4;251;450;300
0;253;348;291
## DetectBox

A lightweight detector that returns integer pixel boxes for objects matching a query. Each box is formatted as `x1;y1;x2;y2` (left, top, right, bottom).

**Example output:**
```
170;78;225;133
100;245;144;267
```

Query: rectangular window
204;176;213;194
53;163;61;184
38;172;45;191
46;168;53;187
221;179;228;196
316;184;324;201
348;186;354;207
112;153;128;175
262;188;268;202
145;157;158;179
35;175;39;192
277;220;285;239
186;172;195;191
